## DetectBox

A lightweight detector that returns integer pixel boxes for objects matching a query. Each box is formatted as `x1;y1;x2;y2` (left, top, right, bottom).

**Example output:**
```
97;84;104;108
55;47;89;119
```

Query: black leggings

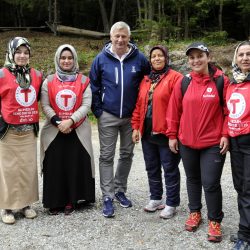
230;136;250;243
179;142;225;222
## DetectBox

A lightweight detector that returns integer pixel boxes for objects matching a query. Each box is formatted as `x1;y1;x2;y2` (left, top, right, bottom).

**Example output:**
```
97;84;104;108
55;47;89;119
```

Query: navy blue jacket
90;42;150;118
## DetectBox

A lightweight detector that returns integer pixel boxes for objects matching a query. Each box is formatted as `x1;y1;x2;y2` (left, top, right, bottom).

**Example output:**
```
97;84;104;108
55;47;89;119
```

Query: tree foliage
0;0;250;40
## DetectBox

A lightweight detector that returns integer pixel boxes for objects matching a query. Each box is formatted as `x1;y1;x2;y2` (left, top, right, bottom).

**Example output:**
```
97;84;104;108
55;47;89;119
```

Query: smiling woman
226;40;250;249
166;41;230;243
0;37;42;225
40;44;95;216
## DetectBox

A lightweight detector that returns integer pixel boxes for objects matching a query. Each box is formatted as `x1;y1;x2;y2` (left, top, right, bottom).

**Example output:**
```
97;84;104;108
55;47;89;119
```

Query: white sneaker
21;206;37;219
144;200;165;212
1;209;15;224
160;205;176;219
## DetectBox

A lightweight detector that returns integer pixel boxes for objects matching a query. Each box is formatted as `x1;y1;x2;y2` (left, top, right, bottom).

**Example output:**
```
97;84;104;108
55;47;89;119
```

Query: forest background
0;0;249;81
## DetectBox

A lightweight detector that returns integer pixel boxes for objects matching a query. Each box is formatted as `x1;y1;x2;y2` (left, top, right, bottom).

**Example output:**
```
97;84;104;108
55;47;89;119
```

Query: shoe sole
207;235;222;243
160;211;176;219
119;203;132;208
65;210;75;216
185;220;202;232
2;219;15;224
144;205;165;213
102;213;115;218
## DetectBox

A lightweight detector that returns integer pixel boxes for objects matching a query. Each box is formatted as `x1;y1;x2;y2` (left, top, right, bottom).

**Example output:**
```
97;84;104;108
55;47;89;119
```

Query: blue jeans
141;138;181;207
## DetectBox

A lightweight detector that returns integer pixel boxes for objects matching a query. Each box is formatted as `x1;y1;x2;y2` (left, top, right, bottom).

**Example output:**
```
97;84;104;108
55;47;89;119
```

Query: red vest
0;67;42;124
47;73;89;128
226;81;250;137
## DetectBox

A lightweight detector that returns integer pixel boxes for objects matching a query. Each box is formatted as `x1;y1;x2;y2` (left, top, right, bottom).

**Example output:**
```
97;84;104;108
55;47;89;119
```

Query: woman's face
14;45;30;66
59;50;74;71
236;44;250;73
188;49;210;74
150;49;166;71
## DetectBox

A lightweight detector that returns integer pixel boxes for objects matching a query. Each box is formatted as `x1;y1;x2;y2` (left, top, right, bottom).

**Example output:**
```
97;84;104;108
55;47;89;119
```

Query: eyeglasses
60;56;73;60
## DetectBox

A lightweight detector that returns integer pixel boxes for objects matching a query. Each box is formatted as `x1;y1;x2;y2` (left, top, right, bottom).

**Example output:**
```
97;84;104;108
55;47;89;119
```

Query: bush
203;31;228;45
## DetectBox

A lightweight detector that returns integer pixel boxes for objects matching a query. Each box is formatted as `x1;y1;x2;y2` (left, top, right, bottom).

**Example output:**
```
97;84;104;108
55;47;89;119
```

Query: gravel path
0;124;237;250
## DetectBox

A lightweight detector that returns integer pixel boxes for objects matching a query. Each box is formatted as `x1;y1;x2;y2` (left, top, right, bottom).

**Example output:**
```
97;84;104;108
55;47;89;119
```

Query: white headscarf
54;44;79;82
232;41;250;83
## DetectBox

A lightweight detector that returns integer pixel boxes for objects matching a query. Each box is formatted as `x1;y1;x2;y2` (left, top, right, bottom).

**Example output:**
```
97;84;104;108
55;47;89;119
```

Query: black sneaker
233;239;250;250
102;197;115;218
115;192;132;208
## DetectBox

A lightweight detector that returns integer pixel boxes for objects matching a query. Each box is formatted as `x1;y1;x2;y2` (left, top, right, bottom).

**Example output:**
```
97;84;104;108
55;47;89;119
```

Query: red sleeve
221;75;230;137
166;77;184;139
131;79;144;130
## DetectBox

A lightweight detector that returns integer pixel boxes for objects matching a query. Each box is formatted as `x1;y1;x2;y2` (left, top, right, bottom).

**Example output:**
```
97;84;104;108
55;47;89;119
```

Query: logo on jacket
227;92;246;119
56;89;76;111
203;87;215;98
15;85;36;107
131;66;136;73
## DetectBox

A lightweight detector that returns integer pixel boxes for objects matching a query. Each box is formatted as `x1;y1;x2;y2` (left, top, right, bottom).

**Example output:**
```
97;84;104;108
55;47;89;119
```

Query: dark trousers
141;138;181;207
179;142;225;222
230;136;250;243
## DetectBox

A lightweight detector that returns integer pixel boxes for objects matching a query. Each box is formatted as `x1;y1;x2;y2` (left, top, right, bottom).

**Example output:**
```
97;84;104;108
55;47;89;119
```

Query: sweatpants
230;135;250;243
179;142;225;222
141;138;181;207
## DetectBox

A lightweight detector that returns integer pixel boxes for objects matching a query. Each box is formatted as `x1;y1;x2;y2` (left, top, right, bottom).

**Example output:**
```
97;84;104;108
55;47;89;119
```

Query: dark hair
149;45;169;65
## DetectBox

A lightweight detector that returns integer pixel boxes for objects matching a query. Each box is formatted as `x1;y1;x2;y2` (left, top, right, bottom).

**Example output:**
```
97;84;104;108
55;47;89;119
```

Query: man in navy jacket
90;21;150;218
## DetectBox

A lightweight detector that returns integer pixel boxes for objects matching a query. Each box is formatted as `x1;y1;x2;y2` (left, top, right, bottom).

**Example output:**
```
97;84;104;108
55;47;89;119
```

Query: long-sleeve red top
131;69;183;136
166;68;229;149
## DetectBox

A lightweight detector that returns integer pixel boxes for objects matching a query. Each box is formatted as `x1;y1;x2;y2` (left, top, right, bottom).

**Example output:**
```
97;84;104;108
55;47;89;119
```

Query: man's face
110;28;130;55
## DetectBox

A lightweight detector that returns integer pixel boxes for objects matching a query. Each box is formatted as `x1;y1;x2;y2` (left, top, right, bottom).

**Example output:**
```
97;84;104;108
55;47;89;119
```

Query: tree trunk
109;0;116;27
177;6;181;39
148;0;154;20
143;0;148;20
218;0;223;31
137;0;142;27
53;0;58;35
48;0;52;23
184;7;189;39
98;0;110;33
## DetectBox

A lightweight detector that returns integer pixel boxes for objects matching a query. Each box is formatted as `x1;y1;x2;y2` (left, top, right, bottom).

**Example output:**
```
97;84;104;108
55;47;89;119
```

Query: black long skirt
42;130;95;209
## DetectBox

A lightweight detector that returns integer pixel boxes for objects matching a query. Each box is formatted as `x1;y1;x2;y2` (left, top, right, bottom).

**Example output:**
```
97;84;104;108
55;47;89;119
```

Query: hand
58;119;74;134
169;139;179;154
132;129;140;144
220;136;229;155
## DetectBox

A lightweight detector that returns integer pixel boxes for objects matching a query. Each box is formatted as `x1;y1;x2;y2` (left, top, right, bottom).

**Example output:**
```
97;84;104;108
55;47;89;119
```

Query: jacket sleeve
221;75;230;137
71;85;92;123
89;56;103;118
166;77;183;139
131;79;145;130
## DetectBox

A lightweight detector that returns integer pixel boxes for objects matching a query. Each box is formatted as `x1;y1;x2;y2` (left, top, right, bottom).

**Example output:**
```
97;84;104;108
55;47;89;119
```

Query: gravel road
0;124;237;250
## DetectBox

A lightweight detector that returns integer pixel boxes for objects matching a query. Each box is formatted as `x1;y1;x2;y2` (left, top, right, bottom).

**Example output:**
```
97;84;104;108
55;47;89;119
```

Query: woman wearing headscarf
226;41;250;250
0;37;42;224
131;45;182;219
166;42;230;242
40;44;95;215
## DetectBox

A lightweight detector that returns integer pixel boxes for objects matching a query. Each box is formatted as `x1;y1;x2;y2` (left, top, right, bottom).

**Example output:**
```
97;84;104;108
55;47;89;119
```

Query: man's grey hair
110;21;131;36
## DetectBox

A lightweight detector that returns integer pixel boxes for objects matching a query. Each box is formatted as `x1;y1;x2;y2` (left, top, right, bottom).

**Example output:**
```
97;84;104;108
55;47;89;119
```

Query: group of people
0;21;249;250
